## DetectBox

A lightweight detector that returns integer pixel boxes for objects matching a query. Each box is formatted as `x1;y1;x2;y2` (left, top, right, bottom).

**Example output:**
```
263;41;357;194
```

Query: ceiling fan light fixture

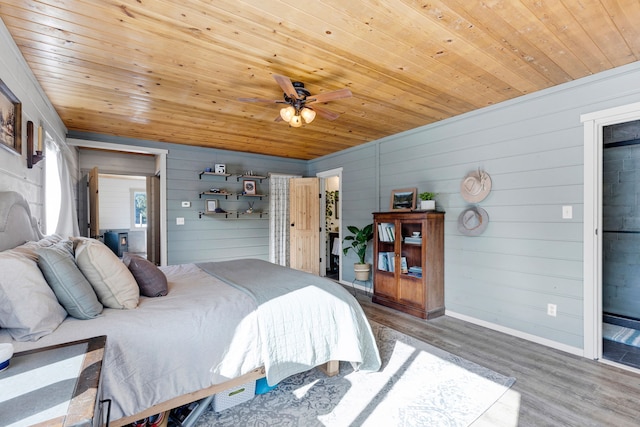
289;114;303;127
300;107;316;124
280;105;295;122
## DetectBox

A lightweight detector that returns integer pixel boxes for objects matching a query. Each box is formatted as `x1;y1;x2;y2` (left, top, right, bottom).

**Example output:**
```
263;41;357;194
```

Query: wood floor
354;291;640;427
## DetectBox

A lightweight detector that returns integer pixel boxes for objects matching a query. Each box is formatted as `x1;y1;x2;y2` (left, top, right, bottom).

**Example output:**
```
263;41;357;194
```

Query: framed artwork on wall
205;199;218;213
243;180;256;195
0;78;22;156
390;188;417;211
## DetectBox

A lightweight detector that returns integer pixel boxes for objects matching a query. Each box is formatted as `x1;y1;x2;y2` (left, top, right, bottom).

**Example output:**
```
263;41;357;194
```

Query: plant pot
420;200;435;210
354;263;371;281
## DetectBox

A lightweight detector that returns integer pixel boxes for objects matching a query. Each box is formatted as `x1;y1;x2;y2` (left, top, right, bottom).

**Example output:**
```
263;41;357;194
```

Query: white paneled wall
0;19;68;226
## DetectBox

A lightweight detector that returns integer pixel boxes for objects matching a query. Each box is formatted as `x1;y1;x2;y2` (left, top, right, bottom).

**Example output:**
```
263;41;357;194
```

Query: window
132;190;147;228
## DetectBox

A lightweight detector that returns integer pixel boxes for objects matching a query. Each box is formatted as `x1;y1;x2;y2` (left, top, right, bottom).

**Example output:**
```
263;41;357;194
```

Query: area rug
603;322;640;347
192;322;516;427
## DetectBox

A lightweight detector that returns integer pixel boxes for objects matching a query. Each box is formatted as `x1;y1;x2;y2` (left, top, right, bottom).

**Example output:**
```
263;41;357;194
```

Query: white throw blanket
197;259;381;385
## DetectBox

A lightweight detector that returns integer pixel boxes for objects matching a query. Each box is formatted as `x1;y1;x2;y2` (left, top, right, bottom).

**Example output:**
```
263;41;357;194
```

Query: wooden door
78;174;89;237
289;177;320;274
88;167;100;239
146;175;161;265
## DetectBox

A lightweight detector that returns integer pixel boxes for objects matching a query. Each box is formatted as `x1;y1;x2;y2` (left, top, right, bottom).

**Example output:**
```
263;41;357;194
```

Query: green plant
419;191;437;201
343;223;374;264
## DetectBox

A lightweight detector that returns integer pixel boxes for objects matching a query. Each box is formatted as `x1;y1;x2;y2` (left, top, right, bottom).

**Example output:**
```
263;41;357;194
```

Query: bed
0;191;381;425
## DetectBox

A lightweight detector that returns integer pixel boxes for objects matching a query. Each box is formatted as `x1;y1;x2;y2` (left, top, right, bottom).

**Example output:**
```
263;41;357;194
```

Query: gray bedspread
197;259;381;385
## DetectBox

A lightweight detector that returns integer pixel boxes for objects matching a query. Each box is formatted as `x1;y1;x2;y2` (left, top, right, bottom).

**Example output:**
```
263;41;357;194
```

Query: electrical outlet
547;303;557;317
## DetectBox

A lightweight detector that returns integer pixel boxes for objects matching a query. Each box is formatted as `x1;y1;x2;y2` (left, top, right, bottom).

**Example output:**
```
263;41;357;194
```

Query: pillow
123;253;168;297
36;240;103;319
72;237;139;309
12;234;65;262
0;250;67;341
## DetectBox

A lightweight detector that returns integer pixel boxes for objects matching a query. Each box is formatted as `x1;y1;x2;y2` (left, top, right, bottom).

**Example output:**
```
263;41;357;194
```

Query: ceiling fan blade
274;115;283;122
237;97;281;103
309;105;340;121
307;88;352;104
272;74;300;99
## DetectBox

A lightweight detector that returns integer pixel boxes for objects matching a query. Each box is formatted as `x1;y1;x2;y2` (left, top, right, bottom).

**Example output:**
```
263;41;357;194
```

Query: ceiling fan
238;74;352;127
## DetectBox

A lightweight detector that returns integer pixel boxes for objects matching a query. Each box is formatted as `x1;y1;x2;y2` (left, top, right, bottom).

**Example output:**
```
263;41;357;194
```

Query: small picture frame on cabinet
243;180;257;195
390;188;417;211
214;163;226;174
205;199;218;213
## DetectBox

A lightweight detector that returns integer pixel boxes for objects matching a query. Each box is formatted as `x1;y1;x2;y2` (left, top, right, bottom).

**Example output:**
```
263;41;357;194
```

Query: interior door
146;175;161;265
289;177;320;274
78;174;89;237
88;166;100;239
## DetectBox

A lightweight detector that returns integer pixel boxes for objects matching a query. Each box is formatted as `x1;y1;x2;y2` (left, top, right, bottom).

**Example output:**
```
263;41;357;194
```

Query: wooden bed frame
112;360;339;426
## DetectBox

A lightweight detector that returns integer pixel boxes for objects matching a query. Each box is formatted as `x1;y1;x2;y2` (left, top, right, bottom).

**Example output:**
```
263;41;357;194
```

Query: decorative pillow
71;237;139;309
36;240;103;319
123;253;168;297
0;250;67;341
12;234;65;262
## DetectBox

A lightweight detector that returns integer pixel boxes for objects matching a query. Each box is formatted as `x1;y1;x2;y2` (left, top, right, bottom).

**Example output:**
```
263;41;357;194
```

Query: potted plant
418;192;437;210
343;223;374;280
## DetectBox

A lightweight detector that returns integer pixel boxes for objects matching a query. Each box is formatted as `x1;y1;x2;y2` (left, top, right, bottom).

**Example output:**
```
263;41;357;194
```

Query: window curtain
269;173;301;266
47;138;80;237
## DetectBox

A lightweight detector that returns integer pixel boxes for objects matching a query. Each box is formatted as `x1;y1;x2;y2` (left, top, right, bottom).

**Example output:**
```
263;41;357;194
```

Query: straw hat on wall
457;206;489;236
460;170;492;203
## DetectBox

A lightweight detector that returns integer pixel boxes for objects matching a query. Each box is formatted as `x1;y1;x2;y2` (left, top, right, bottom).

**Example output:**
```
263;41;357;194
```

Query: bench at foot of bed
112;361;339;427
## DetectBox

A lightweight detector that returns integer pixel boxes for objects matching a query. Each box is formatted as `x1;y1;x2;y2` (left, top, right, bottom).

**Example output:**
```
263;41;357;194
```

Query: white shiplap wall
310;61;640;350
0;19;68;225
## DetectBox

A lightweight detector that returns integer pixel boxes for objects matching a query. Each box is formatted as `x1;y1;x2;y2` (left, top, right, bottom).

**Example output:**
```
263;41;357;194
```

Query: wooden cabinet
373;211;445;319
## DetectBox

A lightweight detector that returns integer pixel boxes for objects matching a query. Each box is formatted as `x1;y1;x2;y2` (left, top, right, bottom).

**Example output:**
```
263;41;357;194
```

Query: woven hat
461;170;492;203
457;206;489;236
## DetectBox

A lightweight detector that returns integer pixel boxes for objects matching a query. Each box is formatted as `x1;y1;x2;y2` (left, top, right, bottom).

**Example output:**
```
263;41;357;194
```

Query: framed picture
390;188;417;211
243;180;257;195
0;78;22;155
205;199;218;213
214;163;226;174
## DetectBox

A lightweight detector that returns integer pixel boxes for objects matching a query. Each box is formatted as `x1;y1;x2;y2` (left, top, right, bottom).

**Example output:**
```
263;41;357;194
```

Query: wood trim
111;361;339;426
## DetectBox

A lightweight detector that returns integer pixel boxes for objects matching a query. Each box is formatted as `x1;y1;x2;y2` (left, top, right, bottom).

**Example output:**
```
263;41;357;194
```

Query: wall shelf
199;171;232;180
199;191;233;199
236;174;267;183
199;168;269;218
199;211;268;219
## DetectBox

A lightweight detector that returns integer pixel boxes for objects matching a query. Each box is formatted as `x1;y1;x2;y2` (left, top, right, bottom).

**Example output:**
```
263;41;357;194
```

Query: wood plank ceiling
1;1;640;160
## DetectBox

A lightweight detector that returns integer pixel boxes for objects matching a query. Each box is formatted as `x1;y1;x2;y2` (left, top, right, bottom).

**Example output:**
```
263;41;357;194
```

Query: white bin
212;381;256;412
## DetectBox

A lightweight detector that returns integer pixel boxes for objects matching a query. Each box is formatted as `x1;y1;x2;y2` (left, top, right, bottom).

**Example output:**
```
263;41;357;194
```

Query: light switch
562;206;572;219
176;217;185;225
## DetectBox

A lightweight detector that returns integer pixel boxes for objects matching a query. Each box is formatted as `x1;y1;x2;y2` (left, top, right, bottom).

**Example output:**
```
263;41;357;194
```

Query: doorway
601;120;640;368
317;168;343;281
582;101;640;370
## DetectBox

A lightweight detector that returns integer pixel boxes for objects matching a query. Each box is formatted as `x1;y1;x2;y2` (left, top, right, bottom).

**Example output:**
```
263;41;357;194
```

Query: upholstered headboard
0;191;43;251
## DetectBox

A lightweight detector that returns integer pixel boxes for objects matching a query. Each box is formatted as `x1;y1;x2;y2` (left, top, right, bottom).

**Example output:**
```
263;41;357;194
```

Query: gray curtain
269;174;301;266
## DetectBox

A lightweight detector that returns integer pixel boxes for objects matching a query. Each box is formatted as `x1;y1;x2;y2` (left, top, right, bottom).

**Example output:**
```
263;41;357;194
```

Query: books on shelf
407;266;423;278
378;223;395;242
404;236;422;245
377;252;395;272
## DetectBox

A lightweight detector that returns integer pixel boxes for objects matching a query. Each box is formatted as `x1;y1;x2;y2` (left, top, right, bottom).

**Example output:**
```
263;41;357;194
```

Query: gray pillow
36;240;103;319
0;250;67;341
123;253;168;297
